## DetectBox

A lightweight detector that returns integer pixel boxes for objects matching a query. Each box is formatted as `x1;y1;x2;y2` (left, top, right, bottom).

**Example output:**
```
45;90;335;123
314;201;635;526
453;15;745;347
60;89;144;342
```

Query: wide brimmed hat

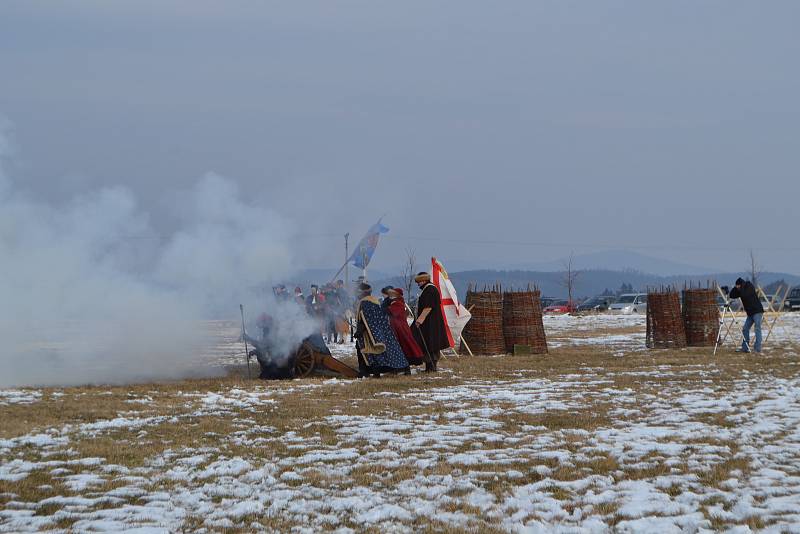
414;272;431;283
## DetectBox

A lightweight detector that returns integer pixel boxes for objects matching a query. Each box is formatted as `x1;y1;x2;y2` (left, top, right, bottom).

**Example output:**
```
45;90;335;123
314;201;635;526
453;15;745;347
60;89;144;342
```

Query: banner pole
344;233;349;292
362;249;368;282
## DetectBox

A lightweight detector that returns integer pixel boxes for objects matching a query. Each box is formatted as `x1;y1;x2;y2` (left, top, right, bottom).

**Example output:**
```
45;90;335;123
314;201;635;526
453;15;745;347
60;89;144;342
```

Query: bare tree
400;248;417;298
560;251;582;310
748;249;762;289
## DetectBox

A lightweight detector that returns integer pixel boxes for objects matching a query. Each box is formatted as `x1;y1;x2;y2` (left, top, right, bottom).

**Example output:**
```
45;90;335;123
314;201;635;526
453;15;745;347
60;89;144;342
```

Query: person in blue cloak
354;282;410;377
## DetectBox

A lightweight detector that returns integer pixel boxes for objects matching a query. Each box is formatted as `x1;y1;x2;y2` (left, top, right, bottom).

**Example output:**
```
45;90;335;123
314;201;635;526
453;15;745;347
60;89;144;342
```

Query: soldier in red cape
385;288;424;366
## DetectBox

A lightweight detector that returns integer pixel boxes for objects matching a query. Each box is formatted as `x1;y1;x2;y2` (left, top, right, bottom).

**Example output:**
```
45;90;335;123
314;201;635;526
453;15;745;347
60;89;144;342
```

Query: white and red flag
431;257;472;348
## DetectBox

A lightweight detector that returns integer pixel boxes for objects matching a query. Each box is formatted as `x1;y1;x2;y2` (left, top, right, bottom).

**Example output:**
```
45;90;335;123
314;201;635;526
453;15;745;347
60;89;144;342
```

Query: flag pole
329;260;349;285
344;232;350;292
362;248;368;282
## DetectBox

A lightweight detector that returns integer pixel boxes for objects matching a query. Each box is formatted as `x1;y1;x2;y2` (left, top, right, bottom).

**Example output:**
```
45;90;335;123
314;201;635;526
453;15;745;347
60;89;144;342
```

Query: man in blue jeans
728;277;764;353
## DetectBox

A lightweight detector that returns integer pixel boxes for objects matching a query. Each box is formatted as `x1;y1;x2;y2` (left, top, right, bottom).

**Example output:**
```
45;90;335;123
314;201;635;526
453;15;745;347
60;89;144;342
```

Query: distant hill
370;269;800;301
290;249;796;294
508;250;719;276
285;268;393;290
285;258;800;301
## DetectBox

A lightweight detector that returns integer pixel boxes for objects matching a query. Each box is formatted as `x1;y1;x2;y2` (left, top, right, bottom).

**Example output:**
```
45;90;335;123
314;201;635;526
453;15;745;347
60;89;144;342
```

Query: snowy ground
2;313;800;532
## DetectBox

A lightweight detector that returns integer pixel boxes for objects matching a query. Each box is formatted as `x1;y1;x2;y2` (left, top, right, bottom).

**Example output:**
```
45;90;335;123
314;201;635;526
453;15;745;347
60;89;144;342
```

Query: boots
424;358;437;373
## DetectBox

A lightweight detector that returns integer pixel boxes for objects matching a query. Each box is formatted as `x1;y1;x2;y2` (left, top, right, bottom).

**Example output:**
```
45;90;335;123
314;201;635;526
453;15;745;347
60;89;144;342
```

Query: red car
543;300;576;314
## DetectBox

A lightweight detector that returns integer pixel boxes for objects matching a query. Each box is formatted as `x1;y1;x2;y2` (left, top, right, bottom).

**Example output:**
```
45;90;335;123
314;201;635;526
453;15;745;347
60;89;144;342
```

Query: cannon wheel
292;344;316;378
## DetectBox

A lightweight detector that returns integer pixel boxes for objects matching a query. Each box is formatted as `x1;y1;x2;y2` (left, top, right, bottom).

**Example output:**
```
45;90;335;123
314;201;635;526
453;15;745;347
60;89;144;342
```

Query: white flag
432;257;471;347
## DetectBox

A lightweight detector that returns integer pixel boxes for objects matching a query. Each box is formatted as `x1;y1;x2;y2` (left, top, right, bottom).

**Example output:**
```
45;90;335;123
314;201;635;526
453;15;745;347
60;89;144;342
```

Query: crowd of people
271;280;352;344
266;272;451;377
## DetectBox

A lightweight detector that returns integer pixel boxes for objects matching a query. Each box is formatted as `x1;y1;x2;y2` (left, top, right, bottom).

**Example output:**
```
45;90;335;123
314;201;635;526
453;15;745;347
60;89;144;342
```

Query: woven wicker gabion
646;288;687;349
682;287;720;347
461;285;506;355
502;288;548;354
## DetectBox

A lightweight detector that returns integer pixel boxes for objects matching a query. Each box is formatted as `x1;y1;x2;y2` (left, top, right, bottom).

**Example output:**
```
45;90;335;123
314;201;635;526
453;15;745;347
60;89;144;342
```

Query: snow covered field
2;314;800;532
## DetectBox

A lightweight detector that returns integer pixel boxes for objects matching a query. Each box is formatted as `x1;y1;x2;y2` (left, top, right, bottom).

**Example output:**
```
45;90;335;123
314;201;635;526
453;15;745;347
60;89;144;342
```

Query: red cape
387;299;424;365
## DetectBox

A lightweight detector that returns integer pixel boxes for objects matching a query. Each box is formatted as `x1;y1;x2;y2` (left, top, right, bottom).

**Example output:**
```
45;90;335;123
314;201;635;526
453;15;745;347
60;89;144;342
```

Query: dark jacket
730;281;764;316
413;283;451;353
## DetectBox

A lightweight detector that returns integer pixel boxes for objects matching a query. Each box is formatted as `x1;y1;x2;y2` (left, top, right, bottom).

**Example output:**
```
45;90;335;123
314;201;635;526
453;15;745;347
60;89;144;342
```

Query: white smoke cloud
0;120;315;387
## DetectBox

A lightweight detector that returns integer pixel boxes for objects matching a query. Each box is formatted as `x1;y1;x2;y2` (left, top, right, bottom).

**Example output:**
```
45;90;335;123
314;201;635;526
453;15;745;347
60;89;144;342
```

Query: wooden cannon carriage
289;335;359;378
246;333;358;379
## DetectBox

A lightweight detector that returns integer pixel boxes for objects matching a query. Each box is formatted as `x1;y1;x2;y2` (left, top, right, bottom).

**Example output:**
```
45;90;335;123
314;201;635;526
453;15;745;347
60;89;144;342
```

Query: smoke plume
0;120;314;387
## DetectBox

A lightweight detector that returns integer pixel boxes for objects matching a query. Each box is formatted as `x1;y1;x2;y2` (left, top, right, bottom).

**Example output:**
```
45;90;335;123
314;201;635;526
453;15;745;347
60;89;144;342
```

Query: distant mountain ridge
286;249;798;300
288;268;394;288
510;250;720;277
293;250;795;289
370;269;800;301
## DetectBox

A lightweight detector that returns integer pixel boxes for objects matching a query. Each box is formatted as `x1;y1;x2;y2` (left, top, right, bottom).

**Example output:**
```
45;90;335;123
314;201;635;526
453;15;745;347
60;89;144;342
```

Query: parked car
609;293;647;314
540;297;558;309
543;300;575;314
576;295;617;312
760;294;783;312
785;286;800;311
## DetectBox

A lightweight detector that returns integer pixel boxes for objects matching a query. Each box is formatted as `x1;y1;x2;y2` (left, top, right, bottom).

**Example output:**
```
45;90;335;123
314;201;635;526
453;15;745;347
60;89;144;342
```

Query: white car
609;293;648;314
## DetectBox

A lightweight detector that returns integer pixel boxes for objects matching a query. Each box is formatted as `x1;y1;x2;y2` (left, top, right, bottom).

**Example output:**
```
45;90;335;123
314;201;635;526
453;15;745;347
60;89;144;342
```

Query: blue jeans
742;313;763;353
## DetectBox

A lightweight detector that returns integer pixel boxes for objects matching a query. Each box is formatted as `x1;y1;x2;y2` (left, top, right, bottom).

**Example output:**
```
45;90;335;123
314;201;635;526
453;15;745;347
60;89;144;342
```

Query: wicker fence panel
461;285;506;355
502;288;548;354
646;288;687;349
682;287;720;347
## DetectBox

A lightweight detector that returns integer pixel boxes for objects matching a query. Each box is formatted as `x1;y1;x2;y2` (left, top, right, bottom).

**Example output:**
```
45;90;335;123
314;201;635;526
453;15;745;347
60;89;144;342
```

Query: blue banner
349;219;389;269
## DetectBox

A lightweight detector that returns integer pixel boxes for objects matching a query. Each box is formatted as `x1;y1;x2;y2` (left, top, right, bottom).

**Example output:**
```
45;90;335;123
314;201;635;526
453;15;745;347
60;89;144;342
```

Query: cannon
245;332;358;380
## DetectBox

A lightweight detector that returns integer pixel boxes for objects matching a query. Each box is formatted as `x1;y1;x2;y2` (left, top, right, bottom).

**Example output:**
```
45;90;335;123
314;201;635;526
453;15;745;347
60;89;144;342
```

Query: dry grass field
2;314;800;533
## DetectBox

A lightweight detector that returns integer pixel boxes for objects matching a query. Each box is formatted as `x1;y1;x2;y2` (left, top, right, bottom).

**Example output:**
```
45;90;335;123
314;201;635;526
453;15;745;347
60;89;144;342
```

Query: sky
2;0;800;277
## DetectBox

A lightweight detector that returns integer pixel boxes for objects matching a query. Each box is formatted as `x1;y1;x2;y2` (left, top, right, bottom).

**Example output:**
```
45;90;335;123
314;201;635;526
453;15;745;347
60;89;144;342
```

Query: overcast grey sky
2;1;799;275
